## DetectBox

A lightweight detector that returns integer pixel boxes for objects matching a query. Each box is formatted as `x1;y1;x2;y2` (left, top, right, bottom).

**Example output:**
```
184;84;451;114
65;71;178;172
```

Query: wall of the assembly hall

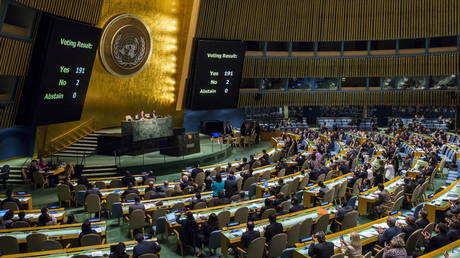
0;127;35;160
184;109;246;132
27;0;194;155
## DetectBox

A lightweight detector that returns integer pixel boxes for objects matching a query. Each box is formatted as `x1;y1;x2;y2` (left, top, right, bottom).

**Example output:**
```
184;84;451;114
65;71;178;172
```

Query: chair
109;179;122;188
33;171;48;189
315;173;326;184
423;222;435;234
384;196;404;216
0;235;19;254
42;239;63;250
2;201;19;211
138;254;158;258
152;208;167;233
242;177;256;191
75;190;87;207
154;217;167;241
331;254;345;258
11;220;30;228
261;208;276;219
237;236;266;257
95;181;106;189
236;177;243;192
280;184;290;196
317;188;334;204
80;233;102;246
217;210;231;229
299;217;313;239
289;177;300;195
72;255;90;258
129;209;146;238
195;172;205;188
324;170;334;181
234;207;249;224
207;230;222;254
85;194;101;218
335;211;358;231
261;170;271;180
280;248;294;258
125;193;139;202
413;203;424;219
230;194;240;202
252;161;261;169
193;202;207;210
298;175;310;190
111;202;123;225
313;214;329;234
363;251;372;258
57;184;73;207
280;200;291;211
347;196;358;209
144;178;156;185
336;181;348;204
405;229;423;256
277;169;286;177
26;233;47;252
144;191;155;200
286;223;301;247
105;193;121;217
266;233;287;258
172;202;185;211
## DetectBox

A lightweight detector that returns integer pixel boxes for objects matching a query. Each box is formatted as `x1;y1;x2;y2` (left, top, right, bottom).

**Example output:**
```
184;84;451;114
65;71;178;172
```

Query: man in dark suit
416;210;430;229
144;181;155;193
264;214;283;243
261;150;270;165
190;164;203;179
308;231;334;258
129;197;145;214
330;205;353;233
142;171;156;185
133;233;161;258
289;198;304;213
422;222;450;253
377;216;402;245
0;189;23;210
241;221;260;249
401;215;418;241
122;183;140;199
85;183;102;199
190;192;205;208
224;172;238;198
121;171;136;187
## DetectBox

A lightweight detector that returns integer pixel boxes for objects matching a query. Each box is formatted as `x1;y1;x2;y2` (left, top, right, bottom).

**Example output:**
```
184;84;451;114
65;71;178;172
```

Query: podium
160;132;200;156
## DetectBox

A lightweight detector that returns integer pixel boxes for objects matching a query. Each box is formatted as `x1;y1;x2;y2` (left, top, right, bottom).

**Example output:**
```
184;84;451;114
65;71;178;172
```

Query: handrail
50;118;95;143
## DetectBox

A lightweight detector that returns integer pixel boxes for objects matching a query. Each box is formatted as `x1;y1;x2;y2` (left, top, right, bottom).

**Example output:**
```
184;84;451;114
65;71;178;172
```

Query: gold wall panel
34;0;195;153
196;0;460;41
238;91;460;107
242;54;460;78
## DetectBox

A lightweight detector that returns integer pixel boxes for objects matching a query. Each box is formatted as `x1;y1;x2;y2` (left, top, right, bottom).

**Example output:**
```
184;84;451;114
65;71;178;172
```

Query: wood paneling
16;0;103;25
242;54;460;78
238;91;460;107
196;0;460;41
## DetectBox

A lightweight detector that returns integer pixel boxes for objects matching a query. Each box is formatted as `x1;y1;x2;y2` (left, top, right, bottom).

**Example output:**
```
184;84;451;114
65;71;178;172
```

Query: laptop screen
166;212;176;222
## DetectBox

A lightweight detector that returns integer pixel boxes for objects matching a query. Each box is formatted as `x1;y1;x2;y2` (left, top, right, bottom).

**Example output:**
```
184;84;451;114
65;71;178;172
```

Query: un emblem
100;14;152;77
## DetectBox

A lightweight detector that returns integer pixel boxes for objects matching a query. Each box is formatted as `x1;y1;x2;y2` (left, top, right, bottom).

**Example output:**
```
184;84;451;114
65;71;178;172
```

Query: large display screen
186;39;245;110
16;13;101;125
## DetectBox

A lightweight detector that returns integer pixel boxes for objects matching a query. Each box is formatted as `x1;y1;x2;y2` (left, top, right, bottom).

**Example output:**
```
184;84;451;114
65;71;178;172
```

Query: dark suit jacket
289;204;304;213
379;226;402;245
264;222;283;242
447;228;460;242
415;218;429;229
214;197;231;206
121;176;136;187
424;233;450;253
402;224;418;241
241;230;260;249
308;241;335;258
224;179;238;198
191;168;203;179
133;240;161;258
85;188;102;198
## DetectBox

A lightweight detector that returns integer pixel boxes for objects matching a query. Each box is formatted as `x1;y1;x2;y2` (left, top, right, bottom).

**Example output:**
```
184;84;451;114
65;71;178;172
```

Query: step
73;143;98;148
83;136;98;140
8;174;23;179
59;150;94;154
78;139;98;144
81;172;118;177
6;179;24;184
82;167;117;173
83;164;117;169
54;153;89;158
66;146;97;151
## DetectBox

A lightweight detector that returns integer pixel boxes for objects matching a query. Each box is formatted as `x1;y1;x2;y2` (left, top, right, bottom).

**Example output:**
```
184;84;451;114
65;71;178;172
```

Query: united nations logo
100;14;152;77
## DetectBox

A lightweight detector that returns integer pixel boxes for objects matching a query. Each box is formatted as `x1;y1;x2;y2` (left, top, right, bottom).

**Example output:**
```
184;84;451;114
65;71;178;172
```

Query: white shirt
384;164;395;180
